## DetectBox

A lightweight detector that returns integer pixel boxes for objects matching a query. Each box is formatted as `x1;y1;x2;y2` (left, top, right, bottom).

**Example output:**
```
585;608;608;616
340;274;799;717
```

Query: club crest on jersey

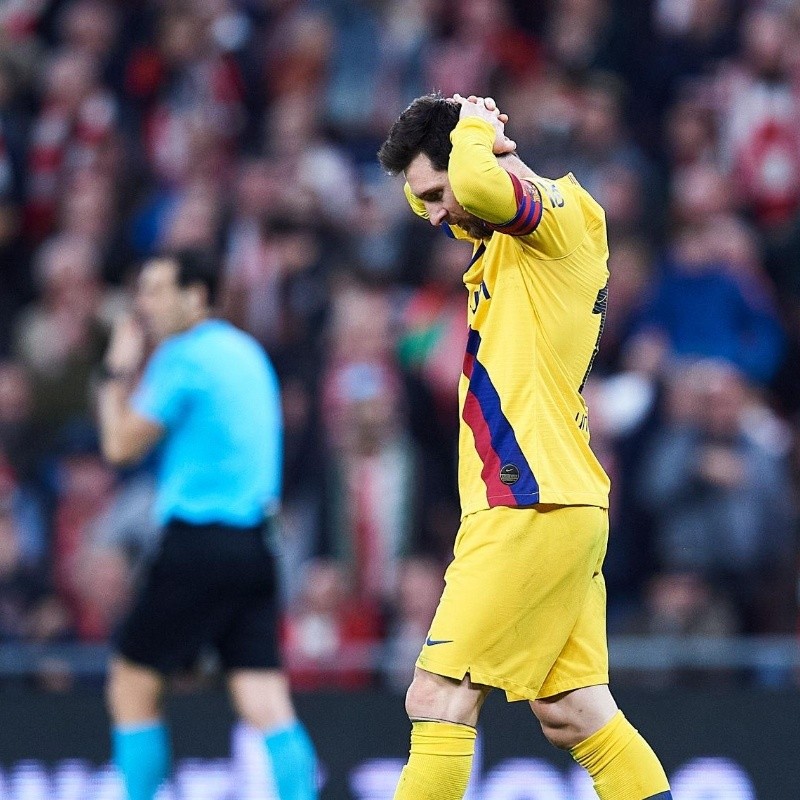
499;463;520;485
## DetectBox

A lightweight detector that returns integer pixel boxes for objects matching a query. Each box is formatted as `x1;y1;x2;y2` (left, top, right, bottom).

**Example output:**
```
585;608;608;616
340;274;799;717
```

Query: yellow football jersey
406;118;611;516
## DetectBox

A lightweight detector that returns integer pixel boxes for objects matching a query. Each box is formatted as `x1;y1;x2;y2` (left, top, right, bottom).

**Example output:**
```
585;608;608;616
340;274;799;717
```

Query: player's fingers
484;96;496;111
496;136;516;154
467;95;479;103
498;113;509;123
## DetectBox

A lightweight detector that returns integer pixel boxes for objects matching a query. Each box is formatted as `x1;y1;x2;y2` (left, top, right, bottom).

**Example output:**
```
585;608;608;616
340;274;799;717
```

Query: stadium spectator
281;559;381;691
0;503;62;642
25;47;120;241
14;233;108;436
322;354;418;604
628;224;785;385
621;571;741;688
382;557;444;693
638;360;795;633
716;6;800;228
0;361;43;485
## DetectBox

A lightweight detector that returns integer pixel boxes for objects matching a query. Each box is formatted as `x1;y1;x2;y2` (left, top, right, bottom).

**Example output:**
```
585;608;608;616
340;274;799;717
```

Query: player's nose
429;205;447;226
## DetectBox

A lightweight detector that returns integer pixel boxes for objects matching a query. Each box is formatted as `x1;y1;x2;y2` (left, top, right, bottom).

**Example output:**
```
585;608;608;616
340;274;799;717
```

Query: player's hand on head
453;93;516;156
105;314;146;374
466;95;509;124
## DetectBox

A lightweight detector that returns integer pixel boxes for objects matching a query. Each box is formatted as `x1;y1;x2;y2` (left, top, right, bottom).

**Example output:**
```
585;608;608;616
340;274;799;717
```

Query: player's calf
532;686;672;800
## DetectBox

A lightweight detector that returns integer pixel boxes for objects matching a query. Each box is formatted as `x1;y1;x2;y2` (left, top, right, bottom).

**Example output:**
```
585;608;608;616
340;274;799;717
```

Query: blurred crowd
0;0;798;690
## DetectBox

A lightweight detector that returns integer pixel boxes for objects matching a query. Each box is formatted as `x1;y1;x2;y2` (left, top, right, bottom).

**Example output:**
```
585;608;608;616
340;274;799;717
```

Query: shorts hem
536;672;609;700
113;647;171;676
416;656;608;703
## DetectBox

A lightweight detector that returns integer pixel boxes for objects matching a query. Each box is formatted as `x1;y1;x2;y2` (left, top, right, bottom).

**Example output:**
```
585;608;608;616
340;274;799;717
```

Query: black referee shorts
115;518;280;674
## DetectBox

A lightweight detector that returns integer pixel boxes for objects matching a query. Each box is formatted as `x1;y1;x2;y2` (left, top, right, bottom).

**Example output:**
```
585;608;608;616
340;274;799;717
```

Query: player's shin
112;721;170;800
570;711;672;800
393;720;476;800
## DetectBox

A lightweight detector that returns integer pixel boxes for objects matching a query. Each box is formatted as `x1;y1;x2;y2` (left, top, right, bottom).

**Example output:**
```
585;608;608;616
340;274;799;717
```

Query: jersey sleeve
131;345;199;429
448;118;543;235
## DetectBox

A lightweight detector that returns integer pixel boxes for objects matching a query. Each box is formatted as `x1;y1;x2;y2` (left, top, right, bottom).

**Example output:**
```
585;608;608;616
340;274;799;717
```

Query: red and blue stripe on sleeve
462;329;539;505
489;173;543;237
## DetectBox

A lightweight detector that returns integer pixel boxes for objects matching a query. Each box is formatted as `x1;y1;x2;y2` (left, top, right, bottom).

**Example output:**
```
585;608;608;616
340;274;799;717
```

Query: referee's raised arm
98;311;161;465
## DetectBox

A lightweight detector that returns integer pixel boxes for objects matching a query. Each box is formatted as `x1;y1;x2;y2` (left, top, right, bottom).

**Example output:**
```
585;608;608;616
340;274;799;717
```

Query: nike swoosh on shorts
425;637;453;646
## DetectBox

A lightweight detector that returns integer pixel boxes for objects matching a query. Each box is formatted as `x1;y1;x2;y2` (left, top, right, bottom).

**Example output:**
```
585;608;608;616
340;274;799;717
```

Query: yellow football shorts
417;503;609;702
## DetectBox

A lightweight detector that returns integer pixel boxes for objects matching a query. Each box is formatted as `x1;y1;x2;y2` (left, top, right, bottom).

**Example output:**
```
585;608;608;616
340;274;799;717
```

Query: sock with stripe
264;720;318;800
392;720;477;800
571;710;672;800
112;721;170;800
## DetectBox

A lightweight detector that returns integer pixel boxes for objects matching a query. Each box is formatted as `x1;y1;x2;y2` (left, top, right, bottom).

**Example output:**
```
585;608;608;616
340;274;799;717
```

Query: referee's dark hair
164;248;220;308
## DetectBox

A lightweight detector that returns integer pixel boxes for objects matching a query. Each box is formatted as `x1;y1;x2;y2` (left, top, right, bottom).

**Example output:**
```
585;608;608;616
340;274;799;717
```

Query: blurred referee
98;250;317;800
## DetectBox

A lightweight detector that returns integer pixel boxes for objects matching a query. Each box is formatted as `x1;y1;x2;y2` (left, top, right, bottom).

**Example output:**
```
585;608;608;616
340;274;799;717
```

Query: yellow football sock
571;711;672;800
392;720;476;800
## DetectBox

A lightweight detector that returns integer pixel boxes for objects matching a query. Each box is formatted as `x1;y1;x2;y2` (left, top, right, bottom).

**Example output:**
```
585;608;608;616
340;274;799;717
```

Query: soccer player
97;250;317;800
377;94;673;800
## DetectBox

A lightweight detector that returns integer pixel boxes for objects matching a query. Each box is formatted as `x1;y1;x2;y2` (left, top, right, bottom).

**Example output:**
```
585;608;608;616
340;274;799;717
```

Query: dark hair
377;93;461;175
161;248;220;307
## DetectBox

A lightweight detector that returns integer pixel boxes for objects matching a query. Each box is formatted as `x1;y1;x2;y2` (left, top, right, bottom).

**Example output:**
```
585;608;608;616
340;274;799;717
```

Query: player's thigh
419;505;608;699
536;532;610;700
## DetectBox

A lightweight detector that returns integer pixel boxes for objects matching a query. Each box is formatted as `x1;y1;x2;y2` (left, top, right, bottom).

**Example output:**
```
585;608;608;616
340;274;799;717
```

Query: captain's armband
488;174;543;237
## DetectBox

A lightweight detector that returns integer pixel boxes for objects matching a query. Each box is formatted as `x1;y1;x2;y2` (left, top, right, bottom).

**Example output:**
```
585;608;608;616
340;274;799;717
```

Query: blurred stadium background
0;0;799;797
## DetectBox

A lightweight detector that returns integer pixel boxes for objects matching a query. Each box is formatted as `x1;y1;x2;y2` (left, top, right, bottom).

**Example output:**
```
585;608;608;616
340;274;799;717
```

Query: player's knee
404;674;437;720
538;719;580;750
404;671;486;726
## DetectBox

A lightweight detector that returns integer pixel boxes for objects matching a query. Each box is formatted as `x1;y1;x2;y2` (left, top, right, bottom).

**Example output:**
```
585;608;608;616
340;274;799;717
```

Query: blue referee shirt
131;319;281;526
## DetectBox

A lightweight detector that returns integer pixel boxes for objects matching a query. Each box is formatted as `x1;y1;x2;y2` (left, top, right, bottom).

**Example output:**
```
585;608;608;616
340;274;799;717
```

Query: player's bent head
378;92;460;176
137;248;220;339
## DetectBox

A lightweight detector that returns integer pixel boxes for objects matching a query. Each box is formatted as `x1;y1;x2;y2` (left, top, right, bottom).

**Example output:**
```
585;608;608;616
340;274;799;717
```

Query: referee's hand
105;314;146;376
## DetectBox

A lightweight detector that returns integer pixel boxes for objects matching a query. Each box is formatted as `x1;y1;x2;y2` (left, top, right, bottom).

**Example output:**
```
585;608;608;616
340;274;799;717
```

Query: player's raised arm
448;95;542;236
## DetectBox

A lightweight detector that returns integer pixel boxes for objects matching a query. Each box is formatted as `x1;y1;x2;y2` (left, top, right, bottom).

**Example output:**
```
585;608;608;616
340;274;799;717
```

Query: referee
98;250;317;800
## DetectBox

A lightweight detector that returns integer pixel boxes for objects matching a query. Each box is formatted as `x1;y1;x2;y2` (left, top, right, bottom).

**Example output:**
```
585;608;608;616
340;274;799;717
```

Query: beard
452;211;494;240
